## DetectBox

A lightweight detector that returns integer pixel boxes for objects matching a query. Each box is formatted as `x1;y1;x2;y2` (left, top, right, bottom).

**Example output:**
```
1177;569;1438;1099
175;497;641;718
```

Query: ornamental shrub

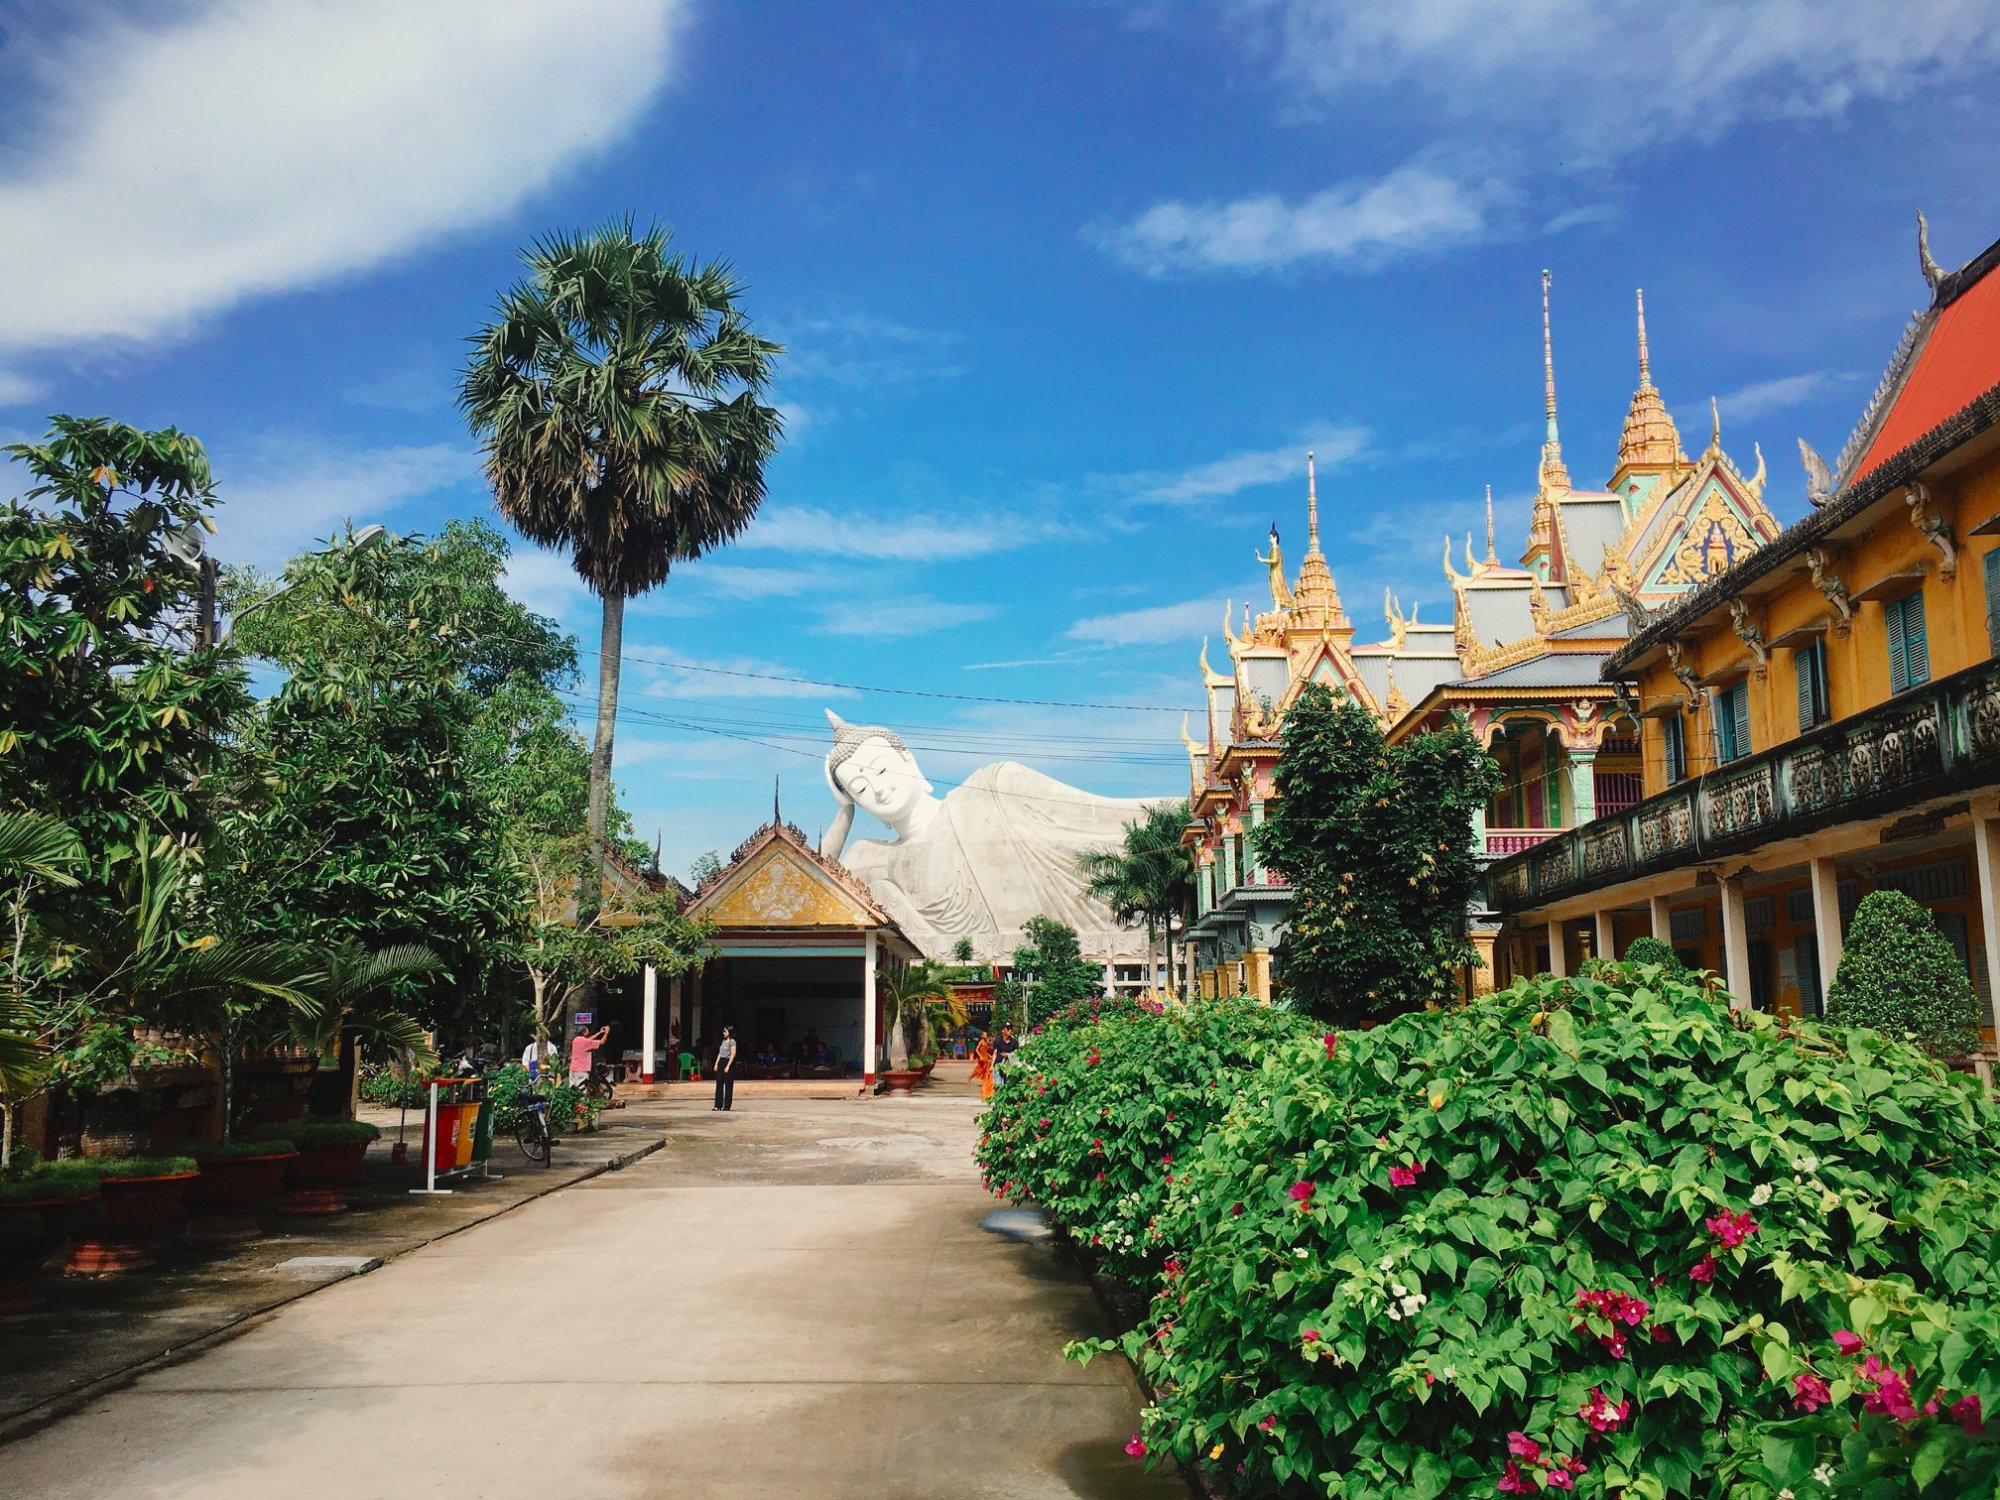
486;1062;593;1136
1826;889;1982;1059
976;994;1311;1283
1088;964;2000;1498
247;1118;379;1150
1035;991;1162;1035
1620;936;1685;973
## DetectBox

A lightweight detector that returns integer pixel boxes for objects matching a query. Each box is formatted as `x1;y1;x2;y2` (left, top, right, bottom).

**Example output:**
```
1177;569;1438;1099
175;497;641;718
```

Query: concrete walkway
3;1093;1186;1499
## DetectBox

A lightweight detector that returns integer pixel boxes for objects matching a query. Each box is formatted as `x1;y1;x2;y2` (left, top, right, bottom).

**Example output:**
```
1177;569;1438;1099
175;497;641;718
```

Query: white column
1546;919;1568;978
1808;856;1843;1014
1971;819;2000;1029
862;929;879;1087
1718;875;1752;1010
1593;910;1616;962
641;964;658;1083
1649;895;1672;943
1103;961;1116;994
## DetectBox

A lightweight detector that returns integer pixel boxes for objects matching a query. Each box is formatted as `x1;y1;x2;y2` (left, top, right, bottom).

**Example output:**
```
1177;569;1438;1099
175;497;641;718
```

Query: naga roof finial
1708;395;1722;456
1798;438;1833;507
1918;210;1944;295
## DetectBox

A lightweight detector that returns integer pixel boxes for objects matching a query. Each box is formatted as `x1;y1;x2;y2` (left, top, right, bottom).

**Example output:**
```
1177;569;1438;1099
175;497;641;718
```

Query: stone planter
0;1191;99;1312
183;1152;298;1241
65;1171;195;1274
879;1069;926;1095
277;1141;369;1216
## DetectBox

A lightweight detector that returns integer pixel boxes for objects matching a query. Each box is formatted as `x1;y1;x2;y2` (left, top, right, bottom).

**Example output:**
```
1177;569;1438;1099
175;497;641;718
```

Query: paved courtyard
2;1091;1185;1499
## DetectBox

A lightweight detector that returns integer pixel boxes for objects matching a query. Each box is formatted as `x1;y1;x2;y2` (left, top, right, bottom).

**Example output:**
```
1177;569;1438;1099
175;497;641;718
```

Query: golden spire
1537;269;1571;498
1484;484;1497;564
1616;287;1685;474
1291;449;1342;625
1306;449;1321;553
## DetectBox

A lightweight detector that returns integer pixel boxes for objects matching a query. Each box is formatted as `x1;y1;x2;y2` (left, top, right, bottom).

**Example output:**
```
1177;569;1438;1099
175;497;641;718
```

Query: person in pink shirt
568;1025;610;1085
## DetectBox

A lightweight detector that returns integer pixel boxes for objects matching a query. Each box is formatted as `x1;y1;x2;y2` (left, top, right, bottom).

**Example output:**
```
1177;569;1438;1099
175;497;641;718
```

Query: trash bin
423;1097;465;1176
455;1101;482;1168
470;1096;494;1162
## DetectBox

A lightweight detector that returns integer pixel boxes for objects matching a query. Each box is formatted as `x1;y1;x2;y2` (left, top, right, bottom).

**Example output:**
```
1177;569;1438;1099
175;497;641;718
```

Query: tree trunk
572;591;625;1038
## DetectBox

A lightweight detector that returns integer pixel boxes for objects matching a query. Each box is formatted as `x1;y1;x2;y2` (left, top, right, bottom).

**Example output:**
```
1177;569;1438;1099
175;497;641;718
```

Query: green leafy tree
1078;799;1193;991
0;812;83;1174
1011;916;1102;1030
214;529;525;1040
1826;889;1982;1058
460;220;784;1028
1619;935;1685;973
1253;683;1500;1024
0;417;249;890
688;850;723;890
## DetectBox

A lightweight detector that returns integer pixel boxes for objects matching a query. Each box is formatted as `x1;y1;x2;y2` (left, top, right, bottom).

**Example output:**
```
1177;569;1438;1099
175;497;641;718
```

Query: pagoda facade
1182;274;1783;1002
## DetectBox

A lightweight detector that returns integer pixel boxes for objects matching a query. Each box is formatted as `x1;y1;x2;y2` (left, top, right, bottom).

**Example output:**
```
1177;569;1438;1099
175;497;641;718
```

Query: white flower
1794;1154;1819;1174
1379;1254;1396;1271
1391;1282;1408;1298
1813;1464;1835;1486
1399;1294;1424;1317
1438;1365;1456;1380
1751;1183;1773;1206
1387;1304;1403;1321
1777;1489;1794;1499
1294;1248;1309;1259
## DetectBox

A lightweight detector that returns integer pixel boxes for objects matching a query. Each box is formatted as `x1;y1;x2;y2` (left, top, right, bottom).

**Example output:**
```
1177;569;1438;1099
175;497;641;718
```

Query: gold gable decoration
698;842;877;928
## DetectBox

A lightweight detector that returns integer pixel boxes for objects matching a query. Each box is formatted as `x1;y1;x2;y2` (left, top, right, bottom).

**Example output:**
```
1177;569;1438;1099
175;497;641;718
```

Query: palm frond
0;812;84;887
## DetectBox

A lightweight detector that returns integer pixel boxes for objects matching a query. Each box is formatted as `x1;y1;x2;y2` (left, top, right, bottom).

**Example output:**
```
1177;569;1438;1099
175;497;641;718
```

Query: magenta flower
1322;1033;1339;1059
1689;1254;1716;1283
1832;1329;1865;1355
1704;1209;1758;1249
1793;1373;1832;1412
1579;1387;1630;1433
1496;1460;1530;1494
1547;1469;1575;1491
1124;1436;1147;1458
1257;1416;1277;1433
1506;1432;1541;1464
1951;1394;1986;1436
1289;1180;1316;1206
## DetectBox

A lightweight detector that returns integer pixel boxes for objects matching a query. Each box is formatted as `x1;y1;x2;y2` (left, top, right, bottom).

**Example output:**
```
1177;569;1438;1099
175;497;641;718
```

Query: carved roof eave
1833;307;1935;490
688;820;898;932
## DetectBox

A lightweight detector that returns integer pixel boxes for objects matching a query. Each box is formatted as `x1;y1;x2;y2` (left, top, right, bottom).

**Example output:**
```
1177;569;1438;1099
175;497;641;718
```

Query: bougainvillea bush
976;994;1311;1283
1083;964;2000;1498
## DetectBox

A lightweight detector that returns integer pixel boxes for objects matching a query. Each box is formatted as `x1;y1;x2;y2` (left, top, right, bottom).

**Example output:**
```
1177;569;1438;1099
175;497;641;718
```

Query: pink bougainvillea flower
1793;1373;1832;1412
1832;1329;1865;1355
1506;1432;1541;1464
1231;1202;1245;1216
1124;1436;1147;1459
1257;1416;1277;1433
1289;1180;1316;1206
1302;1329;1320;1341
1689;1255;1716;1284
1704;1210;1758;1249
1951;1394;1986;1436
1388;1164;1421;1188
1163;1259;1183;1277
1323;1033;1340;1059
1036;1118;1050;1131
1579;1387;1631;1433
1161;1153;1173;1166
1496;1460;1530;1495
1547;1469;1575;1491
1600;1331;1629;1358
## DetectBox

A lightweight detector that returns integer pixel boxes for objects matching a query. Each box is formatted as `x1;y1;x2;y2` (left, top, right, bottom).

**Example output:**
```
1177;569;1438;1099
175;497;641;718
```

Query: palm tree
1077;800;1196;995
881;962;950;1067
1;813;83;1173
460;220;783;1020
287;942;444;1073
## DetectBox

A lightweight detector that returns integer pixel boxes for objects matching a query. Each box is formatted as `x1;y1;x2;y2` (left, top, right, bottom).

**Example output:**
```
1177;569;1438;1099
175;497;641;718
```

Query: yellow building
1487;219;2000;1068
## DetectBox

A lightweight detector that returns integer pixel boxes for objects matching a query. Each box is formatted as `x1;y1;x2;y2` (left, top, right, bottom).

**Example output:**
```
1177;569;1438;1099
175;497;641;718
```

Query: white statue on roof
817;709;1157;963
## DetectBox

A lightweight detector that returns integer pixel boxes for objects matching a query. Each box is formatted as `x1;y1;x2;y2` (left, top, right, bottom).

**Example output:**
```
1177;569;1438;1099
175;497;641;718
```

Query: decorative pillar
1249;800;1266;880
668;976;683;1064
1567;750;1598;828
1593;910;1616;962
1468;930;1497;996
1718;875;1752;1010
1969;817;2000;1030
1546;918;1568;978
862;929;879;1087
1649;895;1672;943
1470;800;1488;856
1103;961;1116;995
641;964;658;1083
1808;856;1843;1014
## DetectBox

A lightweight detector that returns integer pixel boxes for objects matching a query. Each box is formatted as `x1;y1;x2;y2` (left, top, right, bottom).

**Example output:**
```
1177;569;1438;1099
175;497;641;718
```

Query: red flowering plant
974;992;1310;1283
1070;964;2000;1498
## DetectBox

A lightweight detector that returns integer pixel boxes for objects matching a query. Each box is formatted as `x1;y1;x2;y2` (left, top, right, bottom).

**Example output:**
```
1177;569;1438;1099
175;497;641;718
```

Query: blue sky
4;0;1999;879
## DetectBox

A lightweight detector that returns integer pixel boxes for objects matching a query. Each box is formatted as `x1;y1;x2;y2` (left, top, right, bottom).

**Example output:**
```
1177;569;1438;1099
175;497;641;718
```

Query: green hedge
247;1118;379;1150
0;1162;103;1203
161;1136;296;1160
1081;967;2000;1497
72;1155;198;1179
977;994;1311;1282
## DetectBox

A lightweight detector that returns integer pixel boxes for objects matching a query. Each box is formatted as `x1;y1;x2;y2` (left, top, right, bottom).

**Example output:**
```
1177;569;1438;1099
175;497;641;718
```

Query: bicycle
515;1097;553;1166
580;1063;622;1110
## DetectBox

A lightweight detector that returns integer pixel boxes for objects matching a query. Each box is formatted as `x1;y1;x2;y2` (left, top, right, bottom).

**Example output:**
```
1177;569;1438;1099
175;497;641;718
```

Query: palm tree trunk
572;591;624;1036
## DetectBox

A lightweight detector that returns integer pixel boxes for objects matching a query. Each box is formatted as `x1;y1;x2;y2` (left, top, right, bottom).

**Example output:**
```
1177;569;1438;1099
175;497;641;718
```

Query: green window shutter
1985;549;2000;657
1796;643;1814;732
1731;683;1751;760
1888;596;1911;694
1903;591;1929;687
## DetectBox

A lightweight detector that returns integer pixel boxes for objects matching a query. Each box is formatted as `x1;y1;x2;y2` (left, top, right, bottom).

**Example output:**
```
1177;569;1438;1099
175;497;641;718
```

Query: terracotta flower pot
183;1152;298;1241
66;1172;195;1275
0;1192;99;1312
277;1141;369;1216
880;1069;925;1095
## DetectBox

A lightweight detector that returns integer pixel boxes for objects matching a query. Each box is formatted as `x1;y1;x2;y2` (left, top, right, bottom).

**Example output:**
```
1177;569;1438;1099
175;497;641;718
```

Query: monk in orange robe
970;1034;996;1100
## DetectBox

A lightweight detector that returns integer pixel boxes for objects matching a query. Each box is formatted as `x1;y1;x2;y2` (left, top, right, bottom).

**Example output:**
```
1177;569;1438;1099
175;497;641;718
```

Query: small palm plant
287;941;444;1074
882;962;949;1067
0;813;84;1174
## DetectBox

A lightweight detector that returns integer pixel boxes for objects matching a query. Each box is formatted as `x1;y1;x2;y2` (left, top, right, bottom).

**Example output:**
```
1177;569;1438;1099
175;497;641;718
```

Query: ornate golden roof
1617;290;1686;472
1290;450;1343;626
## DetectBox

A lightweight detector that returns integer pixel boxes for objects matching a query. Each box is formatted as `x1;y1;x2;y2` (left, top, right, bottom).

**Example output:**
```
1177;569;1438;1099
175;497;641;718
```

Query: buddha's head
825;710;934;833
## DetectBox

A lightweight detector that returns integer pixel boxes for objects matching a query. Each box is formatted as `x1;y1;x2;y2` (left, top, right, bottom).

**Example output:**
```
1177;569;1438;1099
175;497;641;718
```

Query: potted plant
249;1117;378;1215
168;1136;298;1241
0;1162;100;1312
64;1153;197;1273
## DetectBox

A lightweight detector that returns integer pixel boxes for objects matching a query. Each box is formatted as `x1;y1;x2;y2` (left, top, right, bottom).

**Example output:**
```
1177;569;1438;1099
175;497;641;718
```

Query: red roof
1852;255;2000;483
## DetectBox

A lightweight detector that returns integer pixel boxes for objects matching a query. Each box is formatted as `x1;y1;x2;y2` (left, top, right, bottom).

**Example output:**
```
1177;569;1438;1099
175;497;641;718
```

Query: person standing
713;1026;738;1111
569;1024;611;1085
970;1031;996;1101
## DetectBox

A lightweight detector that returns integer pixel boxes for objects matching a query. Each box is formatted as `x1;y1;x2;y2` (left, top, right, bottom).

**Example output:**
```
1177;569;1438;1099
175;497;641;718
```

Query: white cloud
0;369;45;408
1066;597;1230;648
212;437;475;569
739;505;1050;562
1091;166;1492;276
815;595;1000;638
640;655;860;702
501;547;594;623
1716;371;1858;423
1116;426;1370;505
0;0;686;353
1232;0;2000;162
777;310;964;388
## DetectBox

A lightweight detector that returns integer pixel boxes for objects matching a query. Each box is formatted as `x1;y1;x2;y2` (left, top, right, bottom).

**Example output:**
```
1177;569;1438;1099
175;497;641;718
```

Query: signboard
574;1012;593;1027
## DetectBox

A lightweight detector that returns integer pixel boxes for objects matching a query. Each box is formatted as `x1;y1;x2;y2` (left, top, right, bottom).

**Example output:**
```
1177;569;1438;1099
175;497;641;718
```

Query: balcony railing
1487;653;2000;915
1486;828;1559;856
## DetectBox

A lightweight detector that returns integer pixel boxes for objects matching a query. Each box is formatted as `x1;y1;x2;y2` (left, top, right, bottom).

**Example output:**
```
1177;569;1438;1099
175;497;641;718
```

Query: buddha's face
836;735;931;829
